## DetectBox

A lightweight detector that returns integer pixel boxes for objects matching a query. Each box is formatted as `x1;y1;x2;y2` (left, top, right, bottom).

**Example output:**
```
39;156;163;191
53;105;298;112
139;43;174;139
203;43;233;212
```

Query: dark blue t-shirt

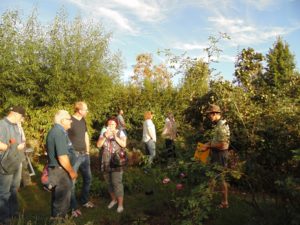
46;124;75;167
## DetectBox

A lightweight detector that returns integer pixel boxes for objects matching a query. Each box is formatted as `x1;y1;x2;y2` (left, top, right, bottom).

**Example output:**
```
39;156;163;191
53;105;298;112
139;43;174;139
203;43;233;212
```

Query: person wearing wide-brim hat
205;104;222;114
200;103;230;209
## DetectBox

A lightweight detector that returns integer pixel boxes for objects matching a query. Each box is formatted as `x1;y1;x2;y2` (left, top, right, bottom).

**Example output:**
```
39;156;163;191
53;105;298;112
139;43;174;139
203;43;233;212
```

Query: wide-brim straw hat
206;104;221;114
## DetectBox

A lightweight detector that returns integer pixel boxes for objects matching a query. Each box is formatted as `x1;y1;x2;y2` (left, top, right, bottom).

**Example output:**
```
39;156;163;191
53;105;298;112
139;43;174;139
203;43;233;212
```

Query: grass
16;166;173;225
15;159;298;225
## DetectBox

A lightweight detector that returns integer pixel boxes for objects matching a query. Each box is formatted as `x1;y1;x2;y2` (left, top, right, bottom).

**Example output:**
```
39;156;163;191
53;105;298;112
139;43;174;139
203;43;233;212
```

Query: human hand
199;143;209;152
69;170;78;180
105;129;113;138
17;142;26;151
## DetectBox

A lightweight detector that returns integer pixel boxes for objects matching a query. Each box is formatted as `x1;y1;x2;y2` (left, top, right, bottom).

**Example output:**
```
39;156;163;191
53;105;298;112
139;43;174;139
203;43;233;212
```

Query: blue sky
1;0;299;84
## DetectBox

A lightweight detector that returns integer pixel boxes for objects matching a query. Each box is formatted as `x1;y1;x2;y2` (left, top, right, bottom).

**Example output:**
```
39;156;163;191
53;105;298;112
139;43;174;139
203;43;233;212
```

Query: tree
131;53;172;89
264;37;296;88
234;48;264;93
179;59;209;101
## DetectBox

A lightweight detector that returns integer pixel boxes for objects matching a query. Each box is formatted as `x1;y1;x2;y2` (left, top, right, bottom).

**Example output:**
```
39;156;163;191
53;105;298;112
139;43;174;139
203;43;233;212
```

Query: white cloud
110;0;165;22
208;16;299;46
245;0;282;11
66;0;170;23
173;42;208;51
65;0;138;34
94;7;136;33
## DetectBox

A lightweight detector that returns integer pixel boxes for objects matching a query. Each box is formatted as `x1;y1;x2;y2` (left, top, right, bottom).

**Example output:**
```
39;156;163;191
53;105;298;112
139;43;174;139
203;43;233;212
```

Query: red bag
41;164;53;191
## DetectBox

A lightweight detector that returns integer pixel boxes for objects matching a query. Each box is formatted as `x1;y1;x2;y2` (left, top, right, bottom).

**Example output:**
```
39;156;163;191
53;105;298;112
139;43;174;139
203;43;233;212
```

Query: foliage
264;37;296;89
0;8;299;225
234;47;264;93
0;9;122;149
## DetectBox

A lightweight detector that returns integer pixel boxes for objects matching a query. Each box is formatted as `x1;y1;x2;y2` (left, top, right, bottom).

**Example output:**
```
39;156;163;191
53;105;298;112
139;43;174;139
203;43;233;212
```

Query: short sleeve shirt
46;124;72;167
117;115;125;130
211;119;230;145
99;130;126;172
68;116;87;152
0;118;23;146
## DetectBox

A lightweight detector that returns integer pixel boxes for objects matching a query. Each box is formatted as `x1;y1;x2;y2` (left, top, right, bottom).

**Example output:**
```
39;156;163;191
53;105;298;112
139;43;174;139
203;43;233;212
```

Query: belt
48;166;63;169
76;151;87;155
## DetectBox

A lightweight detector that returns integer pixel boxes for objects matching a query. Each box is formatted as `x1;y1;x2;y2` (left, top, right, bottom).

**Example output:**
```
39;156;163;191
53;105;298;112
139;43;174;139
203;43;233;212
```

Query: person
67;102;94;217
96;117;127;213
0;106;26;225
117;109;127;136
162;112;177;159
46;110;77;218
200;104;230;208
142;111;156;164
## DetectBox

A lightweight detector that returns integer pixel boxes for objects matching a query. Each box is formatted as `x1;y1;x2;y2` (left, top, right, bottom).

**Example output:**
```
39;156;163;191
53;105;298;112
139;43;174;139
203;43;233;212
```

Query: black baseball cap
10;106;26;117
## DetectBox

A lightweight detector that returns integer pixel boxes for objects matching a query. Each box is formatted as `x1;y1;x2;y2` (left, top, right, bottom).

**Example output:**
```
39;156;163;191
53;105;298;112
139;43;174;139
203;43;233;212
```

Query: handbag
41;164;54;191
110;148;128;168
194;142;210;164
0;142;24;175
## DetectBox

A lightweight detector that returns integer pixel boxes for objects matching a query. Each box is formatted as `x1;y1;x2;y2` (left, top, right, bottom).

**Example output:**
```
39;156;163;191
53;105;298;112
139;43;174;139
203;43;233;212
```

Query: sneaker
71;209;82;218
117;206;124;213
107;200;118;209
82;201;95;208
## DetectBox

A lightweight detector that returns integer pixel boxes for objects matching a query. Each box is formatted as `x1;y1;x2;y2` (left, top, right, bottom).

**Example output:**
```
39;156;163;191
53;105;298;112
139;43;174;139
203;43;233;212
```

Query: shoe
145;190;154;195
218;202;229;209
117;206;124;213
107;200;118;209
71;209;82;217
82;201;95;208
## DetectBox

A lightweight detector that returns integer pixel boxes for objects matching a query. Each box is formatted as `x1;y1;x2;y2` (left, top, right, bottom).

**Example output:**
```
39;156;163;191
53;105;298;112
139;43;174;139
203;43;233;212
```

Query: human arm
201;121;230;151
58;155;77;180
85;132;90;154
145;120;156;142
96;135;106;148
201;141;229;151
0;139;25;152
113;130;127;148
148;126;156;142
0;141;9;152
54;131;77;179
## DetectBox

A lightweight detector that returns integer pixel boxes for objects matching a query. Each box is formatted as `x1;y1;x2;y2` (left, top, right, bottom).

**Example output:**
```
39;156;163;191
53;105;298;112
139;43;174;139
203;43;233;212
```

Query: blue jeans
70;153;92;210
145;140;156;163
0;163;22;224
49;167;72;217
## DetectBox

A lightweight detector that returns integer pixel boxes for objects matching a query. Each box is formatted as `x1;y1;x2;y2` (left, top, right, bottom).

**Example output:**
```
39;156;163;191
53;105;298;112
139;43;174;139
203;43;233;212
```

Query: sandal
218;202;229;209
71;209;82;217
83;201;95;208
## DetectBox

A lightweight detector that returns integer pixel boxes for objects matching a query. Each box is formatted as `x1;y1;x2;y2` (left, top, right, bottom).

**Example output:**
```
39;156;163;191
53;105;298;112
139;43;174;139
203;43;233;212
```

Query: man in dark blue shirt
46;110;77;218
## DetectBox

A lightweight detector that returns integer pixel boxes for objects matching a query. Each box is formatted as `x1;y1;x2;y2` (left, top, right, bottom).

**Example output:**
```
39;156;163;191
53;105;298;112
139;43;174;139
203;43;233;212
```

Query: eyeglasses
208;112;220;115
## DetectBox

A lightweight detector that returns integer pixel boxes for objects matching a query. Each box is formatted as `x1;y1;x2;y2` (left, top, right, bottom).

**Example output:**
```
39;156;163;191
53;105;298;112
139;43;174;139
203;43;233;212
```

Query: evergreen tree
264;37;296;88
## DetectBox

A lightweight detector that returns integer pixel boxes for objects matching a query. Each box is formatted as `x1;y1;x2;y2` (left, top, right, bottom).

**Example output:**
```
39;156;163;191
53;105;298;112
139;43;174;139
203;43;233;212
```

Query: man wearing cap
0;106;26;225
200;104;230;209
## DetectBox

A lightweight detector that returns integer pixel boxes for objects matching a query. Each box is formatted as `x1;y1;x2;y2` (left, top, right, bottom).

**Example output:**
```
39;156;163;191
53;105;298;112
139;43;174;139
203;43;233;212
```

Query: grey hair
54;110;70;124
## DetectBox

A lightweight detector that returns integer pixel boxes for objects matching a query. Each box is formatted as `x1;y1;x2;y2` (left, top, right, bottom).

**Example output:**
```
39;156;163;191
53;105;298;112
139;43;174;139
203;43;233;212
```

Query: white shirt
142;119;156;142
